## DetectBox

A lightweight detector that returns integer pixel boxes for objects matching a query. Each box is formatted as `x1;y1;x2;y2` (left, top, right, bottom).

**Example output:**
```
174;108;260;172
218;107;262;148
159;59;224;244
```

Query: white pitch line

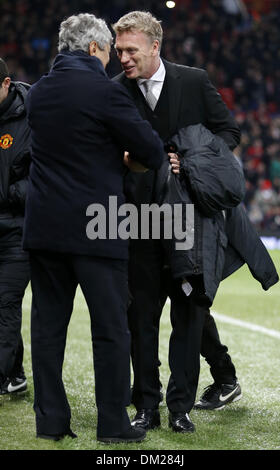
211;311;280;340
165;298;280;339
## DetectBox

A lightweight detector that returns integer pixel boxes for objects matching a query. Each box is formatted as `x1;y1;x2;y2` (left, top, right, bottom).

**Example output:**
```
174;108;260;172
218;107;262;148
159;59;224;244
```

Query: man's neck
138;57;164;82
143;56;161;80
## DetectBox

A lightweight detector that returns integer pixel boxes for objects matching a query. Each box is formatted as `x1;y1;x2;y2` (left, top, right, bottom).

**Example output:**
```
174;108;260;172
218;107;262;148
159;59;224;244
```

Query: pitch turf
0;251;279;450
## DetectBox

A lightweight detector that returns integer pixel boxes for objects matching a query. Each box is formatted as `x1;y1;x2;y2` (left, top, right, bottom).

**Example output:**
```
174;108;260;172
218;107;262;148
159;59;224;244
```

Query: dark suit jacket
23;50;164;259
113;59;241;205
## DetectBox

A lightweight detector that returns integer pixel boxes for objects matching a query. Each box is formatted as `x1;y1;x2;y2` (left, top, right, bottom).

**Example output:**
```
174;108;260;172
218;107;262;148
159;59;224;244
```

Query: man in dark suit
23;13;164;444
113;10;241;433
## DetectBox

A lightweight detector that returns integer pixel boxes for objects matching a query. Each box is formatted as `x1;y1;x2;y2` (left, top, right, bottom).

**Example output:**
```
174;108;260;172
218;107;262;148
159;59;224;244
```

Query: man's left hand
168;152;180;174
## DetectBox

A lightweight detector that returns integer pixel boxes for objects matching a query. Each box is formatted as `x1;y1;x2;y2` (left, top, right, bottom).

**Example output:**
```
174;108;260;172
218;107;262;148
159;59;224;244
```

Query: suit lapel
163;60;182;136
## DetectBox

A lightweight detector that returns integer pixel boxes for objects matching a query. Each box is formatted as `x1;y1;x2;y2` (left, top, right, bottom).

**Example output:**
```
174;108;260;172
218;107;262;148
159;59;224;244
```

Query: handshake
123;151;180;173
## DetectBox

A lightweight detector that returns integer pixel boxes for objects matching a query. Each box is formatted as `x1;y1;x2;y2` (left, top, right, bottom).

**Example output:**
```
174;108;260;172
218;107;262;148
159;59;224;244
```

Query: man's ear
89;41;97;56
151;40;160;56
2;76;11;90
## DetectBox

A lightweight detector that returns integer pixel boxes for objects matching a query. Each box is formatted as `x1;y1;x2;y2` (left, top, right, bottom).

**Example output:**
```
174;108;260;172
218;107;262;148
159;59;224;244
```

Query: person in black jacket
23;13;164;444
0;58;30;396
113;11;242;432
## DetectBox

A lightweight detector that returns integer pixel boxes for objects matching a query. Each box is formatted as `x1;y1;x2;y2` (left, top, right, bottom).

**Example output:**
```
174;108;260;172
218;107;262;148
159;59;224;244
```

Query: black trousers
30;251;131;438
128;239;237;413
128;239;206;414
201;312;236;385
0;246;30;383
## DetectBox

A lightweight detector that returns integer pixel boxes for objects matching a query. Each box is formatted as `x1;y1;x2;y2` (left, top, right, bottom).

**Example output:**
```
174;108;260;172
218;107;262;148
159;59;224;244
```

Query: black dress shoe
97;426;146;443
131;408;160;430
37;429;77;441
169;412;195;433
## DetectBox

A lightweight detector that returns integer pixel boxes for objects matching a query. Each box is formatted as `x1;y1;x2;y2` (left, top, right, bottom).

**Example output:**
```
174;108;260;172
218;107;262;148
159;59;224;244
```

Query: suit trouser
0;246;30;383
157;294;237;389
200;311;237;385
128;239;206;414
29;251;131;438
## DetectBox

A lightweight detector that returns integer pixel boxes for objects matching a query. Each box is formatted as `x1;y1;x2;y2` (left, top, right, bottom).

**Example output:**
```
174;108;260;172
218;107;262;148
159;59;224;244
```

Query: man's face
115;30;160;79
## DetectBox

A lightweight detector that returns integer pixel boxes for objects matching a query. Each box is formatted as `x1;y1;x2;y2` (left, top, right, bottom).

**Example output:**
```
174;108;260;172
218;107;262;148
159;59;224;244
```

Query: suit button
193;266;199;274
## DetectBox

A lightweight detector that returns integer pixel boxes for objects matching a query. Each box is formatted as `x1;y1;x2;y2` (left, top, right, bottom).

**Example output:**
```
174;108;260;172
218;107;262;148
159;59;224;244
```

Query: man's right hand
123;152;148;172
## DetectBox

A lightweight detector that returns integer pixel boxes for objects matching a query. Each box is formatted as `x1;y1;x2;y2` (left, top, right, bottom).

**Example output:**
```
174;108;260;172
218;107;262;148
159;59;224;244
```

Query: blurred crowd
1;0;279;234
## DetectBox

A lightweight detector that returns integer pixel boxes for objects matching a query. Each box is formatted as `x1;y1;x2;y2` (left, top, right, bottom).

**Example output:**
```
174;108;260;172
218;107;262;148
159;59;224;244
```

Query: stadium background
1;0;280;243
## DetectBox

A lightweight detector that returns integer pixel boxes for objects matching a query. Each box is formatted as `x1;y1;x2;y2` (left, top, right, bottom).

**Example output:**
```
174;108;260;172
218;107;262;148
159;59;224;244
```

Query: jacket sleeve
171;125;245;216
104;82;164;170
8;148;31;211
8;176;29;211
201;70;240;151
224;205;279;290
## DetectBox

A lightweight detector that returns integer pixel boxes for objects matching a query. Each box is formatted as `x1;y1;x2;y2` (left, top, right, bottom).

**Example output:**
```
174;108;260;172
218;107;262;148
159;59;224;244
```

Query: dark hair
0;58;9;84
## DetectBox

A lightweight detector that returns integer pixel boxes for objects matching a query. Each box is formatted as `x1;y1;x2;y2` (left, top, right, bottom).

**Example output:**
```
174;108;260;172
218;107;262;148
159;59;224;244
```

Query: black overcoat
23;50;164;259
155;125;278;304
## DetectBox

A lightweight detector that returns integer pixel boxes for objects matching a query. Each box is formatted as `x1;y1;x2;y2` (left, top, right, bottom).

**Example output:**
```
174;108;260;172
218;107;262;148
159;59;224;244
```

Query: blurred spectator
249;179;280;233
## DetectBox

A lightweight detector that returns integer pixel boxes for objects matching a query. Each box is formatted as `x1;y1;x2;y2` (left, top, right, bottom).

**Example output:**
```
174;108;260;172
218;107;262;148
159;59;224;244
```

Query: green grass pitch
0;251;279;450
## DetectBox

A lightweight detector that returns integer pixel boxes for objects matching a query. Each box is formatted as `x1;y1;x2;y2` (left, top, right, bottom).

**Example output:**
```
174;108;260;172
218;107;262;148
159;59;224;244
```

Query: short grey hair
58;13;113;53
112;11;163;50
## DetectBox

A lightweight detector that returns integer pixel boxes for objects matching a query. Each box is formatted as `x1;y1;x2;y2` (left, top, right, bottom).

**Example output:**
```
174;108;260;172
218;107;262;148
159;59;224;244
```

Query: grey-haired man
24;13;164;443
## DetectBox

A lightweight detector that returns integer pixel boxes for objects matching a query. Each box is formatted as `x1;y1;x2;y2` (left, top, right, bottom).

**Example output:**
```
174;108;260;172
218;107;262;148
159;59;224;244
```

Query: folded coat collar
51;49;107;77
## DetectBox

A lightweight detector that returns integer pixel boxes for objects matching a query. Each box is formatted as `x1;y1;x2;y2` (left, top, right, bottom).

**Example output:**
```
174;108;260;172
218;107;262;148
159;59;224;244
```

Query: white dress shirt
137;58;166;102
